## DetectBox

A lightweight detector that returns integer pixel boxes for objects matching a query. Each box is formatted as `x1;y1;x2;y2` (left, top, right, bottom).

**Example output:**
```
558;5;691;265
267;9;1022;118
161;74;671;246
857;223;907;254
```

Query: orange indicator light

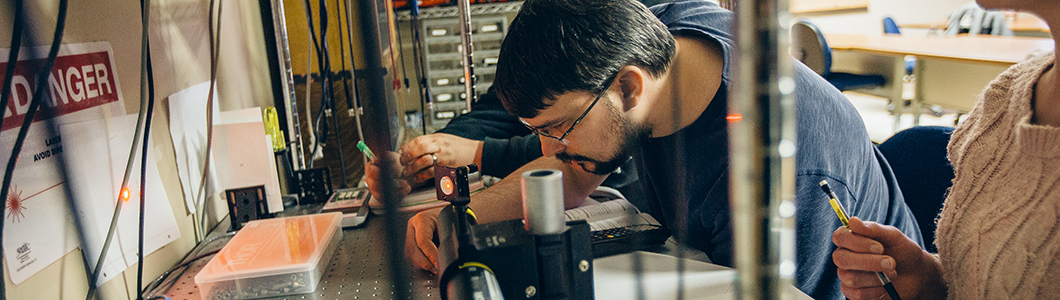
439;177;455;196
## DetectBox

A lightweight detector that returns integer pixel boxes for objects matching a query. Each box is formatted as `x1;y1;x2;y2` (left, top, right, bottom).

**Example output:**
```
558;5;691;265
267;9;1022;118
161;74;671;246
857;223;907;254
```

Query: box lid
195;213;342;283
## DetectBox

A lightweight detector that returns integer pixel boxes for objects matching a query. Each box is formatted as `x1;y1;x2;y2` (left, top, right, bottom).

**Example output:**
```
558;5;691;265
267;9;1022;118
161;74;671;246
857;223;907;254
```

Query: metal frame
730;0;797;298
261;0;305;171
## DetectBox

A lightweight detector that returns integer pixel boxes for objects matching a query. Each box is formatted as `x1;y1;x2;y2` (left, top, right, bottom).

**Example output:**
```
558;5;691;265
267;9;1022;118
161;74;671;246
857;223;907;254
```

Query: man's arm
479;135;543;179
437;87;532;141
468;155;607;223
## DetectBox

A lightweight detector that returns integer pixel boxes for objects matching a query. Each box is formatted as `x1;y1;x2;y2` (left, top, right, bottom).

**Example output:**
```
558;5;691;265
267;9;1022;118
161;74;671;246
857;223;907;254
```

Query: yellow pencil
819;180;901;300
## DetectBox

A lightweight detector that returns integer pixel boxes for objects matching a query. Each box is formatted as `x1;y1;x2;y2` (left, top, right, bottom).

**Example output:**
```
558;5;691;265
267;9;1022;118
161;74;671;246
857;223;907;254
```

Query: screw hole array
158;221;439;299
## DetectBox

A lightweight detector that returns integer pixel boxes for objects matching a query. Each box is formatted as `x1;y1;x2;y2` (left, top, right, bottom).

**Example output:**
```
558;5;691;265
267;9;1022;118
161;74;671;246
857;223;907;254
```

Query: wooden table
825;34;1053;126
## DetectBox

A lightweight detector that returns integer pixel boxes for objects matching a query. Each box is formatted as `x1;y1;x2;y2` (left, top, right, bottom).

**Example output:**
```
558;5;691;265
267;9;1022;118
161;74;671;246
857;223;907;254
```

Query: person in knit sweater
830;0;1060;298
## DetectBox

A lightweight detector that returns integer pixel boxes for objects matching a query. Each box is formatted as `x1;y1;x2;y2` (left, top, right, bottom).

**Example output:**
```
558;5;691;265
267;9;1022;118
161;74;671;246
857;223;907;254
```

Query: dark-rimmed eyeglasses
520;75;617;146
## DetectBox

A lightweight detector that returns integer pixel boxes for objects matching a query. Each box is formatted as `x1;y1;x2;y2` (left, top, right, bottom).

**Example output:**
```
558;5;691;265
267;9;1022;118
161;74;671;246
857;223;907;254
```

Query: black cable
395;15;410;91
303;0;340;173
141;232;234;296
168;248;220;276
402;0;426;135
333;0;353;122
136;49;155;300
86;0;158;295
140;248;220;298
318;0;332;119
0;1;25;299
330;0;355;189
301;0;324;62
136;0;157;298
408;1;432;134
321;0;349;188
0;1;66;298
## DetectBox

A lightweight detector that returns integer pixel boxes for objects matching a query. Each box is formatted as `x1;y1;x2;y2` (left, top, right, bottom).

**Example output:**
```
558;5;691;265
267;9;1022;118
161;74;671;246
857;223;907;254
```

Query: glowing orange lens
120;188;130;201
726;114;743;122
440;177;455;195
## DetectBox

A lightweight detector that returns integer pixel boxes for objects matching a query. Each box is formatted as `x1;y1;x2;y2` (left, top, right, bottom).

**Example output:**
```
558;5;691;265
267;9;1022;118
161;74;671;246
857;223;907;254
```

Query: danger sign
1;48;120;132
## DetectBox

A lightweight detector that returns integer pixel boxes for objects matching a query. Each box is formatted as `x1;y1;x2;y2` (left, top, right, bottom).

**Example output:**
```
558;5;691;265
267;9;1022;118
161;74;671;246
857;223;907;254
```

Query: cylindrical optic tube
521;169;566;235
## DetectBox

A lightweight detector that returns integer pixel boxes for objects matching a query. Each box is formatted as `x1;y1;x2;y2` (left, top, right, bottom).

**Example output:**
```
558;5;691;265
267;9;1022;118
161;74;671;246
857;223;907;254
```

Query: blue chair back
790;20;832;76
883;16;901;35
877;126;955;253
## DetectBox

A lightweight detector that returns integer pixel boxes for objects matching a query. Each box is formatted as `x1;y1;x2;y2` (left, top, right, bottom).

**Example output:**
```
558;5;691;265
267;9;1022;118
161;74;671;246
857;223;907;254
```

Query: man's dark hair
494;0;676;118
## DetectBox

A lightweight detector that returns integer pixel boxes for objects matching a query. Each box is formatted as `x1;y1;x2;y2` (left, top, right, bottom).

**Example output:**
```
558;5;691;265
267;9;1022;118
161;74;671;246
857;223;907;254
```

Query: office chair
877;126;955;253
883;16;901;35
790;20;885;91
945;2;1014;36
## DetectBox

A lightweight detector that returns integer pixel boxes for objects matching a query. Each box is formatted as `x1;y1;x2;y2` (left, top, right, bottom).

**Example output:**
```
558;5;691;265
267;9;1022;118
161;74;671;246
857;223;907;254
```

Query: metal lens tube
446;263;506;300
521;169;566;235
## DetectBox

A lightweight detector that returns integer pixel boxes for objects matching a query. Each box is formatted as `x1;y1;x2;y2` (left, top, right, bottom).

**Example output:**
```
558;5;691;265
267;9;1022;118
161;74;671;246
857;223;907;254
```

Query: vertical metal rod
356;0;411;297
730;0;796;298
271;0;306;170
456;0;476;110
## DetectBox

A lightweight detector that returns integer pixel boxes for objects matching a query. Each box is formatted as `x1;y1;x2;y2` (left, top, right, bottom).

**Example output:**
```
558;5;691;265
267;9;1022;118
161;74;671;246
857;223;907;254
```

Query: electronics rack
396;2;523;132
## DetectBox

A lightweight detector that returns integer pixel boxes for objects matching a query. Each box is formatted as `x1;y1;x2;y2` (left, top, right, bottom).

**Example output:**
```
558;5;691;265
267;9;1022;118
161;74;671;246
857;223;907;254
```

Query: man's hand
401;155;606;273
405;208;443;273
832;217;946;300
399;133;485;187
364;151;412;200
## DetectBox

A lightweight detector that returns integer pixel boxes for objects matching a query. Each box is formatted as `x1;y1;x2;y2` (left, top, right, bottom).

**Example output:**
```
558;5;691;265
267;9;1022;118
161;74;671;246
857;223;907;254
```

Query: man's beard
556;100;649;175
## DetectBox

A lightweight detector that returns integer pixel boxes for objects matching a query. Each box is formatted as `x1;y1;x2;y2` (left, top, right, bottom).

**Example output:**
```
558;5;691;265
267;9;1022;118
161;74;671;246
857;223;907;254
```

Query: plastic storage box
195;213;343;299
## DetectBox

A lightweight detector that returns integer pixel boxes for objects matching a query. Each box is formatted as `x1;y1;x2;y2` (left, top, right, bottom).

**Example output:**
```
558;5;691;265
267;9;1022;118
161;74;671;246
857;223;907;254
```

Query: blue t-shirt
640;1;923;299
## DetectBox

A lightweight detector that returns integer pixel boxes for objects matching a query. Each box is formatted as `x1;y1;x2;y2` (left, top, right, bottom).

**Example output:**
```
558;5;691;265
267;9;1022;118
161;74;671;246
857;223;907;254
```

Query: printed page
564;199;638;224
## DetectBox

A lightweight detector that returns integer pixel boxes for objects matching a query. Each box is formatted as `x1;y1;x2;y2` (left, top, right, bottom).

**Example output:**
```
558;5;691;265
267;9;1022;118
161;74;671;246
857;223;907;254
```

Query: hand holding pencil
824;181;947;300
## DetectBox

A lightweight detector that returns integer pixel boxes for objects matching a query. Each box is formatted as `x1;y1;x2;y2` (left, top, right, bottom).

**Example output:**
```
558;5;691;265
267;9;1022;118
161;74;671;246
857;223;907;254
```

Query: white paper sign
214;108;283;213
166;81;221;214
1;42;126;284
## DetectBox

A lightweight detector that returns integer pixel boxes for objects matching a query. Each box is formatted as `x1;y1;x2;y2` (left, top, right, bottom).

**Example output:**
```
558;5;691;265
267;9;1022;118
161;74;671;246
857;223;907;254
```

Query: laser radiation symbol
7;186;26;223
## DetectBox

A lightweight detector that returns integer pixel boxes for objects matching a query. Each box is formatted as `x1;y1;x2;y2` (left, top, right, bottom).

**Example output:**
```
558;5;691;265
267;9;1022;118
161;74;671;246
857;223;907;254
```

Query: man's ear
616;66;645;112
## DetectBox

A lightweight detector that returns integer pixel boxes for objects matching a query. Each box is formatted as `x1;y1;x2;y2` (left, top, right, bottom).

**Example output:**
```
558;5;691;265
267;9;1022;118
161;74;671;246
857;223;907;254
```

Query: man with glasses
371;87;639;198
374;0;924;298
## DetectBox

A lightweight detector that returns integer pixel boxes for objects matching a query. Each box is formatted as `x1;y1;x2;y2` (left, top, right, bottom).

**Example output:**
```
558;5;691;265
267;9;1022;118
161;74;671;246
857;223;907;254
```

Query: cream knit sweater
936;52;1060;299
